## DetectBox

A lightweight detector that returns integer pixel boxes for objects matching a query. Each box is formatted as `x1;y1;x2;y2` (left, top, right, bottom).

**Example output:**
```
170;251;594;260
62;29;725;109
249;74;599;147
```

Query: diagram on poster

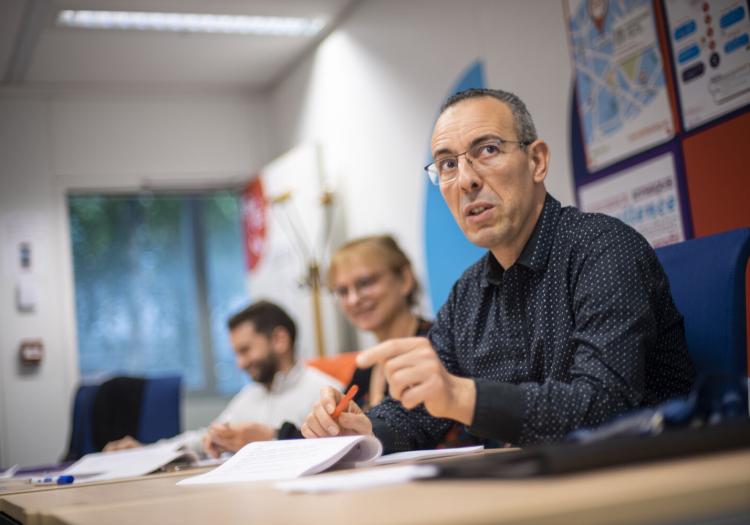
665;0;750;130
578;152;686;248
566;0;675;171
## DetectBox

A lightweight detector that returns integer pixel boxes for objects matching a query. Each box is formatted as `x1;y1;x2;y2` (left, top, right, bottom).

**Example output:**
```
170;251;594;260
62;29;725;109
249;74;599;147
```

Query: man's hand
356;337;476;425
103;435;142;452
202;431;225;459
204;422;276;457
301;386;373;438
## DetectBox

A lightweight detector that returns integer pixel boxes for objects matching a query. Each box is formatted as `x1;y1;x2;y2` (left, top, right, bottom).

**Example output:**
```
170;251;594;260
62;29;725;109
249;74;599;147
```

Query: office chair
64;383;100;461
138;375;182;444
64;375;182;460
307;353;359;386
568;228;750;444
655;228;750;379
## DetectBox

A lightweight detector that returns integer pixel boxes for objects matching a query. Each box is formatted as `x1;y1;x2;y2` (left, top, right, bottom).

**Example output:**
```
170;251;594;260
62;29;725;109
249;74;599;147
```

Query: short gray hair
440;88;538;144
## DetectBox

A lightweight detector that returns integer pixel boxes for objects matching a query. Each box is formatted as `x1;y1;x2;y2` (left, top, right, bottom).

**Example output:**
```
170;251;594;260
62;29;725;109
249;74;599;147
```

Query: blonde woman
327;235;431;408
276;235;431;440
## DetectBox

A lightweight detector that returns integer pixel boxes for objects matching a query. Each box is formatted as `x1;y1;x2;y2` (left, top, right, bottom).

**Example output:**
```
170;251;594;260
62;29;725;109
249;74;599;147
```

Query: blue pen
29;475;75;485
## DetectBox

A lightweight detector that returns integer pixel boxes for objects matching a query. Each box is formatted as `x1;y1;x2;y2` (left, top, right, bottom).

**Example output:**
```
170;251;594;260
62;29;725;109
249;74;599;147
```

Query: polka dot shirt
368;194;696;452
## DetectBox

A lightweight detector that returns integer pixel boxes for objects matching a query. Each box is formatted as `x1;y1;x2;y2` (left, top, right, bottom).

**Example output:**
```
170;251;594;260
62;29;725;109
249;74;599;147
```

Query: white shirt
174;362;342;455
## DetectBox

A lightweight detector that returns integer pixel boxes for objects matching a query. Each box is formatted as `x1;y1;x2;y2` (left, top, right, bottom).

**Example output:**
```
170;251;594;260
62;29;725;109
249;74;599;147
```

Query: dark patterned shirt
368;193;695;452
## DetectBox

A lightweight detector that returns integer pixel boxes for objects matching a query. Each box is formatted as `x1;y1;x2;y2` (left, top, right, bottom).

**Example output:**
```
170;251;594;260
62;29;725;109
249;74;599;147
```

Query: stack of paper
63;442;198;483
275;464;439;493
178;435;381;485
177;434;483;489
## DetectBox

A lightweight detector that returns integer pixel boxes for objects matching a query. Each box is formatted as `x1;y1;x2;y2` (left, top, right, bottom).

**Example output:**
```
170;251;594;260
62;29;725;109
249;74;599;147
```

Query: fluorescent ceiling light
56;10;326;36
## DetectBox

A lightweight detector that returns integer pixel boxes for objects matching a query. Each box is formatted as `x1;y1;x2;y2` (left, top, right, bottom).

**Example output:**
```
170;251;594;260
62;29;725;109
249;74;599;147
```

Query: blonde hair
327;235;419;307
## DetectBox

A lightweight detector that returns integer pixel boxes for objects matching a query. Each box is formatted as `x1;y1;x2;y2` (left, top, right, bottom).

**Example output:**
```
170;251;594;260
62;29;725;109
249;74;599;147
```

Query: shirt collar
269;360;303;393
519;193;559;272
482;193;560;286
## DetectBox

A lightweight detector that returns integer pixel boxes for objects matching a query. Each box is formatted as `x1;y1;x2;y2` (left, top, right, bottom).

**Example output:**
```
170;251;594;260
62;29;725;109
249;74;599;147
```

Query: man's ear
270;326;292;356
527;140;550;184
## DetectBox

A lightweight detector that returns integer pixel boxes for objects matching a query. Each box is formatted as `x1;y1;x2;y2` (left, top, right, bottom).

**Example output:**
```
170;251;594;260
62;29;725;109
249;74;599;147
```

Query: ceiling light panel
56;10;326;37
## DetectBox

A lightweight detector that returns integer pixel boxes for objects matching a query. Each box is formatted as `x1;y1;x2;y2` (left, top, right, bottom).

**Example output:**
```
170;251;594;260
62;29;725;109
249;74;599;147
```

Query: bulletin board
568;0;750;238
566;0;750;371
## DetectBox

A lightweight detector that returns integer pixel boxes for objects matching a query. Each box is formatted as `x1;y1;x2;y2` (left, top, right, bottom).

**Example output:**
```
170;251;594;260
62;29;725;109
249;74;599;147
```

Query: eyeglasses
424;137;529;186
332;272;384;300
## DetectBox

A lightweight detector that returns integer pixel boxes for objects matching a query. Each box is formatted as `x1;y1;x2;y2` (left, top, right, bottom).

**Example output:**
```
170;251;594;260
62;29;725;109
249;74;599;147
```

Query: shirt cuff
277;421;303;440
369;416;401;454
469;379;525;444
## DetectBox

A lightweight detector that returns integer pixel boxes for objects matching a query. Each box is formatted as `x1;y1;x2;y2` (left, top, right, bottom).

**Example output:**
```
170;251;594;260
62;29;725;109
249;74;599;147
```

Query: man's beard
250;353;278;387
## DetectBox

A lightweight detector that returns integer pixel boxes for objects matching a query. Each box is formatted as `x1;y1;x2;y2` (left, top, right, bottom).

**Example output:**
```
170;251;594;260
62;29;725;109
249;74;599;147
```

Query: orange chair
307;352;359;386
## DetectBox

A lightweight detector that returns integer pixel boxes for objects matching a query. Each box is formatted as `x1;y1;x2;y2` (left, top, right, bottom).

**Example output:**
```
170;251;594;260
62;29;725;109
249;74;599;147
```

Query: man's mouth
464;202;494;219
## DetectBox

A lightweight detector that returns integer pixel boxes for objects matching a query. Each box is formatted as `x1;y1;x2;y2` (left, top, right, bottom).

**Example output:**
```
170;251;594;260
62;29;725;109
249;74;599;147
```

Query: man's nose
456;155;482;192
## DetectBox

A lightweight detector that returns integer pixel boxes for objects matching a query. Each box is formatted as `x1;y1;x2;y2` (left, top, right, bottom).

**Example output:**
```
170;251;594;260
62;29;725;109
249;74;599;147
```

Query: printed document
178;435;381;485
275;464;439;493
178;436;483;486
63;442;197;483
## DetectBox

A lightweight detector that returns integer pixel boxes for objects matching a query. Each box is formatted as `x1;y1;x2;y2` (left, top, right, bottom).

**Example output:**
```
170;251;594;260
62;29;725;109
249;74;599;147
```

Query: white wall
269;0;574;329
0;89;271;466
0;96;73;468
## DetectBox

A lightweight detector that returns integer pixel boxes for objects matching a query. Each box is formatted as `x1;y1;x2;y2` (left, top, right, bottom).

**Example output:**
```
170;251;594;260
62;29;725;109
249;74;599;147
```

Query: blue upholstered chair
65;383;100;460
65;375;182;460
137;376;182;444
569;228;750;442
655;228;750;380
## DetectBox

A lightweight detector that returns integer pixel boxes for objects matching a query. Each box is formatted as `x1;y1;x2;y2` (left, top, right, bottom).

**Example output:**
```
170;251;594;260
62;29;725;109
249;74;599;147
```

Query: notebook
62;442;198;483
177;435;483;485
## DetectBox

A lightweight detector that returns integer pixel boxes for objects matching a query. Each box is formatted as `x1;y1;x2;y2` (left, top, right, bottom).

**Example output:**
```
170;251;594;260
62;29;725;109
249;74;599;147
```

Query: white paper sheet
177;435;382;486
0;464;19;479
373;445;484;465
62;442;195;483
275;464;438;493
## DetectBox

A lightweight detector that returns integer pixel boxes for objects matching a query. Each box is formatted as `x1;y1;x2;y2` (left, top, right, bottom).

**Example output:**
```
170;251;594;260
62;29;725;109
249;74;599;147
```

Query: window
68;192;250;396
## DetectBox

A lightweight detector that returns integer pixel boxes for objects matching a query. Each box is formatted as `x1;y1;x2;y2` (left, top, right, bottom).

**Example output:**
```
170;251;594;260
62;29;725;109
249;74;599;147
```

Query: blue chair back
64;383;100;460
64;375;182;460
137;375;182;444
655;228;750;378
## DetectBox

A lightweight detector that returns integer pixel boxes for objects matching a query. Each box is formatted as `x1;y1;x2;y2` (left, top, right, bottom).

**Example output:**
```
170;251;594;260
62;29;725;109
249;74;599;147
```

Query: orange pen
331;385;359;419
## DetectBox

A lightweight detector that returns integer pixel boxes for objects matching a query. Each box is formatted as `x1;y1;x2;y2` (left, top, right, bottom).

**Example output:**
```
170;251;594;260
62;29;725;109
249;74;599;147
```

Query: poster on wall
566;0;675;172
240;144;341;360
664;0;750;130
578;152;686;247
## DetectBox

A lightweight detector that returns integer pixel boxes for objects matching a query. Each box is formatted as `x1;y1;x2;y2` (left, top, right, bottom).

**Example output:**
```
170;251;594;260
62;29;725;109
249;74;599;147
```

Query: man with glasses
301;88;695;451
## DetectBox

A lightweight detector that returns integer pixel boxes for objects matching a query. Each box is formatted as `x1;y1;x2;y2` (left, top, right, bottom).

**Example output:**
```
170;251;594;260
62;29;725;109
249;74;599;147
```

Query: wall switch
15;276;37;312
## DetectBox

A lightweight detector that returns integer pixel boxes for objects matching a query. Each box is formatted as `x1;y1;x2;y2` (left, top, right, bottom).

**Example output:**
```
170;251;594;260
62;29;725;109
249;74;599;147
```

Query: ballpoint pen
331;385;359;419
29;475;75;485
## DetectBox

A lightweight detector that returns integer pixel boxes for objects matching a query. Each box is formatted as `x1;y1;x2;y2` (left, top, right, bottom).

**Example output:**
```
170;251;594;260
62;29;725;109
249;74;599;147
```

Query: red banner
241;177;267;271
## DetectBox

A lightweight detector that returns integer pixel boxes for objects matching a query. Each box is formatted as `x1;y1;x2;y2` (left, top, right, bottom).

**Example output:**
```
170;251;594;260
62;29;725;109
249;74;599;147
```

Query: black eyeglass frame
424;137;531;185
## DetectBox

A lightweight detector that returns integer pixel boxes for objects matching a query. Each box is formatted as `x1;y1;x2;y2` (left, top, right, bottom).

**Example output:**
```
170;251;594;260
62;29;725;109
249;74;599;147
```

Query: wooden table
2;449;749;525
0;469;214;525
